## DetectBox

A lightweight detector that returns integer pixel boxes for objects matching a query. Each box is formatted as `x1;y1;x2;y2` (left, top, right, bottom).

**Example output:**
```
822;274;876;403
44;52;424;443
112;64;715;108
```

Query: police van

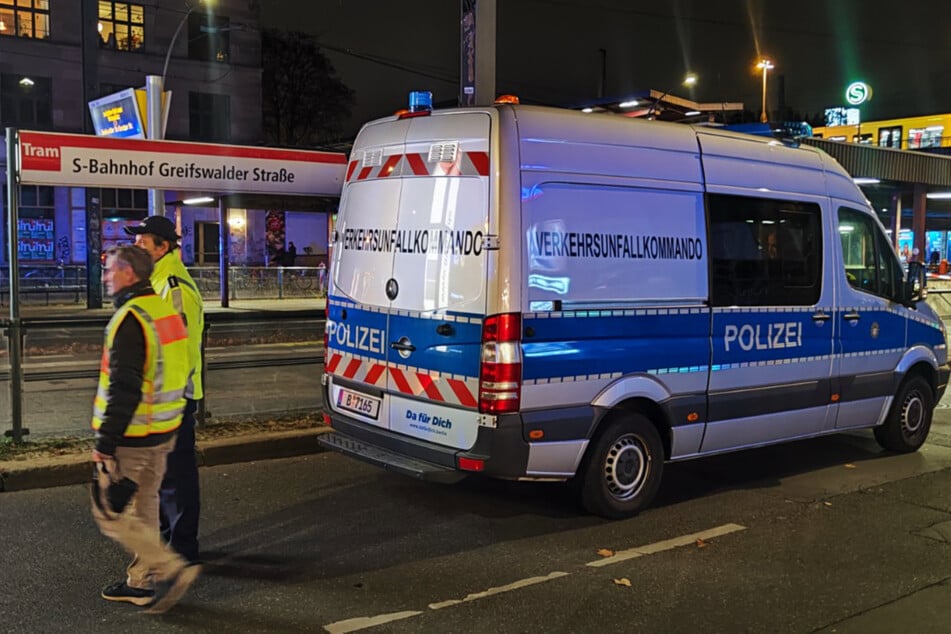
319;94;949;518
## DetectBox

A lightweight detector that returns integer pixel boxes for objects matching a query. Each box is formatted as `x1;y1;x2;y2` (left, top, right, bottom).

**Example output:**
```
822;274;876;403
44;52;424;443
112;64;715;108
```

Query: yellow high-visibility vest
91;293;189;437
152;253;204;400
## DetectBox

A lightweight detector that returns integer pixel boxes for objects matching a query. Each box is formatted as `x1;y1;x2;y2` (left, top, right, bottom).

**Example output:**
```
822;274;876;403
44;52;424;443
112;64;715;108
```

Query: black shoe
101;581;155;606
146;564;202;614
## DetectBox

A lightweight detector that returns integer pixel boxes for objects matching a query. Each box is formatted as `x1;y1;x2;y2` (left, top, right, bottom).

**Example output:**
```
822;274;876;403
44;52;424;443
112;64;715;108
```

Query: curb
0;427;332;493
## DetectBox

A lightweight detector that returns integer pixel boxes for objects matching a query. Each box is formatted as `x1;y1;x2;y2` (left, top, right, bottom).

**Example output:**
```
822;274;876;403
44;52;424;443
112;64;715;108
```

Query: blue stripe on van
522;311;710;381
326;297;484;377
328;297;943;385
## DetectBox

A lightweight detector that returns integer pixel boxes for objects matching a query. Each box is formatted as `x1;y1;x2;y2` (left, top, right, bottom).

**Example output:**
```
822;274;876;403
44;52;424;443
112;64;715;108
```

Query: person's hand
91;450;118;476
91;449;111;463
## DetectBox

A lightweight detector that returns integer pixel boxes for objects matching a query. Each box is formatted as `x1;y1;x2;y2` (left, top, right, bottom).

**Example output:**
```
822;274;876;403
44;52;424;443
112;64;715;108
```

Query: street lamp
756;58;774;123
646;73;699;119
147;0;212;216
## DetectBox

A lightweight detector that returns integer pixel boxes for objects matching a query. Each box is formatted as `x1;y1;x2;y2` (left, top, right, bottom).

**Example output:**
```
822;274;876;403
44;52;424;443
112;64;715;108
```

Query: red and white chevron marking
326;352;479;408
345;151;489;183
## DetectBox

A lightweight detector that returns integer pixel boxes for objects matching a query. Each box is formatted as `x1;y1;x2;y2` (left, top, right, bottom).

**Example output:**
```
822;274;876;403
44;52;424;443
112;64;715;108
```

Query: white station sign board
17;131;347;196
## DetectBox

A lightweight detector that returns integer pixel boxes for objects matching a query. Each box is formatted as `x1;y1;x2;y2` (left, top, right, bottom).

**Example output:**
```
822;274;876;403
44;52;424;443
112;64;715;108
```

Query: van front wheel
874;375;933;453
575;414;664;519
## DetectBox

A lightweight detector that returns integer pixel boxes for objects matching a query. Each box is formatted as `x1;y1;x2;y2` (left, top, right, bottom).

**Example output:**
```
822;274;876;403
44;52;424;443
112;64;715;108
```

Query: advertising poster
17;218;54;261
265;210;286;263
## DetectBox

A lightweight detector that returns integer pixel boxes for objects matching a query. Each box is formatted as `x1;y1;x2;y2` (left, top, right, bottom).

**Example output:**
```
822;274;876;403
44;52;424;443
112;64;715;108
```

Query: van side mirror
904;261;927;305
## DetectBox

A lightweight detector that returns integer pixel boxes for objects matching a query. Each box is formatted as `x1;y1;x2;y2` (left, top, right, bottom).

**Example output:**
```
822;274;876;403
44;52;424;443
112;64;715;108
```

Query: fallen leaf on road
613;578;632;587
696;538;708;548
844;463;856;469
597;548;614;557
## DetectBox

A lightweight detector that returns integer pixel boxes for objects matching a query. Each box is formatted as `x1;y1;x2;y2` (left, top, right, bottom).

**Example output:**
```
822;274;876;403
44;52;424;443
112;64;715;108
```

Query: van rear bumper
321;410;531;481
318;430;466;483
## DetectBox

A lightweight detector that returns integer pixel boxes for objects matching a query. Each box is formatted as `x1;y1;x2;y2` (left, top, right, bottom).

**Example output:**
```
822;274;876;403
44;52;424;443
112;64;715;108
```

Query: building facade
0;0;331;270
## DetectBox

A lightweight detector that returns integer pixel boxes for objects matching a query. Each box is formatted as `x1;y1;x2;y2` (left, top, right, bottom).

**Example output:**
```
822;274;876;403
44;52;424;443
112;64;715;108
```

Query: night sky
261;0;951;136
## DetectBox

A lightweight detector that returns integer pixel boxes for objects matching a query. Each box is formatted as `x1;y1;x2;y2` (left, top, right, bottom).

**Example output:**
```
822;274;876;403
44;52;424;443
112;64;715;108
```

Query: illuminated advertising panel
88;88;146;139
824;107;860;128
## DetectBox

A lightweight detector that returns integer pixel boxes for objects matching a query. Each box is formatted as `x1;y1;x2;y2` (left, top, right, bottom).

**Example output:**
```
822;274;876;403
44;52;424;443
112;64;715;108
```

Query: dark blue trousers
160;398;201;563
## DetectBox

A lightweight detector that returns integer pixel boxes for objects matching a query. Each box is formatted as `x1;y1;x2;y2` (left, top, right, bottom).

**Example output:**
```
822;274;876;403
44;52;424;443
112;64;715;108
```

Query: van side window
838;207;903;300
709;194;822;307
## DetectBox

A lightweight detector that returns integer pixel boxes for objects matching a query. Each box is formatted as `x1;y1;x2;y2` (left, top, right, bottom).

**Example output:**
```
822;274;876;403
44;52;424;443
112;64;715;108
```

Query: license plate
336;388;381;420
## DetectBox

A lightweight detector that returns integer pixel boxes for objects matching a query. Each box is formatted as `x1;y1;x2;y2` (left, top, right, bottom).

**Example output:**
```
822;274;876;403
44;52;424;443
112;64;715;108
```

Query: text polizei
724;321;803;353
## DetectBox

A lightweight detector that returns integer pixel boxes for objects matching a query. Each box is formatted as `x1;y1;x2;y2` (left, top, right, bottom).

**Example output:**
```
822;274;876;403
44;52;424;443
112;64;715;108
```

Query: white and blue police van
319;93;949;518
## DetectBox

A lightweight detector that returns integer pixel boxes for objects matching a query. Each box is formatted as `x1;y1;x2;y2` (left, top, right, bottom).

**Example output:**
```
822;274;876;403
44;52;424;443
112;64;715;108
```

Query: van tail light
479;313;522;414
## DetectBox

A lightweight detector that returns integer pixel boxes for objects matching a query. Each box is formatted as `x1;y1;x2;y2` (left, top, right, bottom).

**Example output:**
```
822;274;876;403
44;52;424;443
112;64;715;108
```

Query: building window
100;188;148;254
97;1;144;51
1;185;56;262
188;11;229;62
0;74;52;128
0;0;49;39
189;92;231;142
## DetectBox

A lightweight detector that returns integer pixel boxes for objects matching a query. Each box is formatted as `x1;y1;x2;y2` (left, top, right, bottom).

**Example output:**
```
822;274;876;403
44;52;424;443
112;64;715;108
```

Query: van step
317;432;467;484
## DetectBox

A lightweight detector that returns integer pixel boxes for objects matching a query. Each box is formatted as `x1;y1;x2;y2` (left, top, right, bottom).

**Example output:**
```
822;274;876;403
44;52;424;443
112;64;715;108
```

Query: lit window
97;1;144;51
0;0;50;40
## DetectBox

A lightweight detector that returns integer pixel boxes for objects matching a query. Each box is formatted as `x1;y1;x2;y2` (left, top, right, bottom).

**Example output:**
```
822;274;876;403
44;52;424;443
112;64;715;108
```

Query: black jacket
94;280;176;455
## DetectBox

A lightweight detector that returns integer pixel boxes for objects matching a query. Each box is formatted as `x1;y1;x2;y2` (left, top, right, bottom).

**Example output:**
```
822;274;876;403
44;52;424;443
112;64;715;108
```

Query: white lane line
586;522;747;568
323;523;748;632
428;572;570;610
324;610;423;634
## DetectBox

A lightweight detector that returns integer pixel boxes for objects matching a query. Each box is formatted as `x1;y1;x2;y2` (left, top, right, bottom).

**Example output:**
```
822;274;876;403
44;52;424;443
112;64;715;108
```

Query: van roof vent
428;142;458;163
362;149;383;167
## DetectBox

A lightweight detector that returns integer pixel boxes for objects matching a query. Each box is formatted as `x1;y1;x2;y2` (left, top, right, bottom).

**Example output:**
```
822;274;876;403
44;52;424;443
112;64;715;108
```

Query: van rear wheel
575;414;663;519
874;375;933;453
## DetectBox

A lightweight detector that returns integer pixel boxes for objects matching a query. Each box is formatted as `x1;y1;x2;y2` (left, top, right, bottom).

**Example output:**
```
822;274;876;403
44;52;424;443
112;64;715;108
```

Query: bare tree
262;29;355;146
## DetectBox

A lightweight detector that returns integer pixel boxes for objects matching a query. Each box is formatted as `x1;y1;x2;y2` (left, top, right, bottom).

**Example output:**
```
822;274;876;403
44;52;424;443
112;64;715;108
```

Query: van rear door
328;111;492;451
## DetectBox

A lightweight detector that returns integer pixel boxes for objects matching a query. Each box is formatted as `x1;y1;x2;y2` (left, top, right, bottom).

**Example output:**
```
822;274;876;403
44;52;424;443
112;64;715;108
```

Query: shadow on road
658;431;889;507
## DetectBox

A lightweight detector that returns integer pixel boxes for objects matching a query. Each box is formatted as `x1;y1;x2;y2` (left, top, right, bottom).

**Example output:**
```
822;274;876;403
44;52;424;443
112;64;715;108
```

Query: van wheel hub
902;390;925;435
604;434;648;500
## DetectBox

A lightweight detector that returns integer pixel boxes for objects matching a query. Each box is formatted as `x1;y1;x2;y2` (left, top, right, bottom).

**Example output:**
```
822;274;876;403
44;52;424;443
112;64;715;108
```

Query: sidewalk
0;426;332;493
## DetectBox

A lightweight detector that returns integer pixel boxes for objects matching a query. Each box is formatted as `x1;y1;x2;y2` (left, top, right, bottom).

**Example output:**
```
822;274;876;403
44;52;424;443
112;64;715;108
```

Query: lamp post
757;58;774;123
646;73;699;119
147;0;210;216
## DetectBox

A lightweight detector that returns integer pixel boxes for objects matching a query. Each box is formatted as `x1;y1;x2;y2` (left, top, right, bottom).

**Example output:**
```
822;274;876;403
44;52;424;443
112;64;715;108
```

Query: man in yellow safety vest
91;245;200;614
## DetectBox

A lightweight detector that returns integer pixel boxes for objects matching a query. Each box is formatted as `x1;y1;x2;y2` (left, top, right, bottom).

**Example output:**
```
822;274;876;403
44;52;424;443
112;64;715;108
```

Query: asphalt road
1;430;950;633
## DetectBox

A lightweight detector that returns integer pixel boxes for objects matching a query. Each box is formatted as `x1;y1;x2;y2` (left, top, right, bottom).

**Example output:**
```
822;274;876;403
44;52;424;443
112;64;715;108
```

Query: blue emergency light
409;91;433;113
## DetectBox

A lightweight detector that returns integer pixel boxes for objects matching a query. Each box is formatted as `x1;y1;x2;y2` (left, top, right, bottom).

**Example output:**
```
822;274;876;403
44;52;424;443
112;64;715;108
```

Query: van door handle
812;311;831;323
843;311;861;321
390;339;416;352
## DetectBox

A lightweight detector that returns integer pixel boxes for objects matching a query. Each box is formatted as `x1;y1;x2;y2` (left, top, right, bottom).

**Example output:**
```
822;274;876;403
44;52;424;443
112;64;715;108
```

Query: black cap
124;216;180;242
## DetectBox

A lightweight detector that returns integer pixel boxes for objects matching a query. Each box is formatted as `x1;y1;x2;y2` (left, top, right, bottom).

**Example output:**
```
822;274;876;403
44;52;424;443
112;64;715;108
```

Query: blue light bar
409;91;433;113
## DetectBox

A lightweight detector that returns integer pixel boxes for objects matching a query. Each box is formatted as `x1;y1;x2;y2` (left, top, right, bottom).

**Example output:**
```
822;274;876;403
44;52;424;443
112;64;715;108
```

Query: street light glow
683;73;698;87
757;58;775;123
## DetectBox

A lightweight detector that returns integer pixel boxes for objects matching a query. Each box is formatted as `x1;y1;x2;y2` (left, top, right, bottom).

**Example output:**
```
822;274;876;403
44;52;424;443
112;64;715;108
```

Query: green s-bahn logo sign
845;82;872;106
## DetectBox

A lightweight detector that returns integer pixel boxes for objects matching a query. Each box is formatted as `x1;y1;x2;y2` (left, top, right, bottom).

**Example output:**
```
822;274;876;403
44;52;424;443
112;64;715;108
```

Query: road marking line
324;610;423;634
586;522;747;568
429;572;570;610
323;523;748;632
